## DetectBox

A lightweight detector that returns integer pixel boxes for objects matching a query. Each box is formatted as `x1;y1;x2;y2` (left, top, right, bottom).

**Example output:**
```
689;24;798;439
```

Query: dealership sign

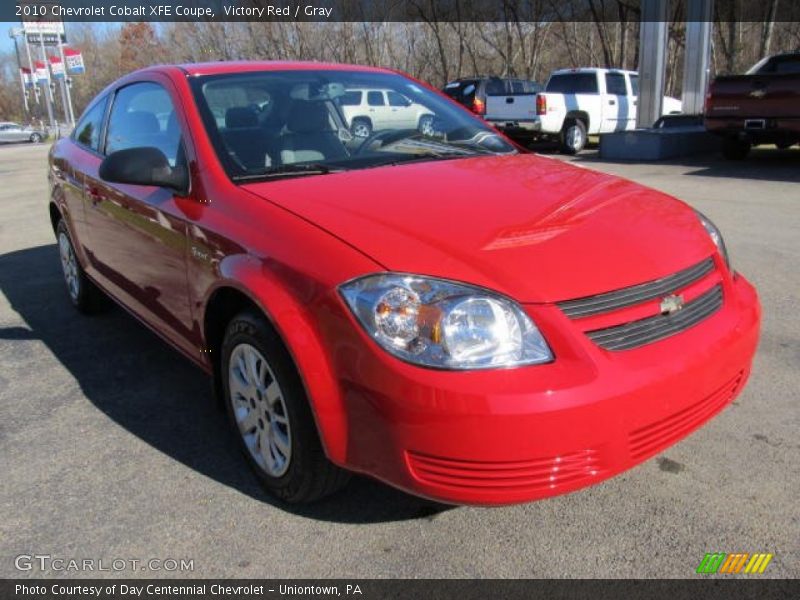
34;61;49;84
49;56;65;79
64;48;84;74
22;20;66;45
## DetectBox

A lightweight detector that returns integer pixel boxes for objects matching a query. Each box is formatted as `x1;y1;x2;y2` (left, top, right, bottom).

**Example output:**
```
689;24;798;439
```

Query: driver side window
387;91;410;107
105;82;184;167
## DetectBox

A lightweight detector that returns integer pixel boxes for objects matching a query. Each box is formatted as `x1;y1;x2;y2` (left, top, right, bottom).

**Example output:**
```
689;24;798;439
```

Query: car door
365;90;390;130
602;72;627;132
83;78;197;354
51;95;110;254
386;91;416;129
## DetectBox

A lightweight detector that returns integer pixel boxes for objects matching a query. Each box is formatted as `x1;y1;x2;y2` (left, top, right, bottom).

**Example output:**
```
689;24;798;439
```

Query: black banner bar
2;579;799;600
6;0;800;23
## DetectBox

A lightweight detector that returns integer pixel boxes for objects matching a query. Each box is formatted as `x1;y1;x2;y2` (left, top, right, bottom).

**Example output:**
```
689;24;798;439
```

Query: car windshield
190;69;516;181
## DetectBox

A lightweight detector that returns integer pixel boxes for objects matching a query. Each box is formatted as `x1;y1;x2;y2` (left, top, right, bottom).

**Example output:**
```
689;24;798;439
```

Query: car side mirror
99;147;188;195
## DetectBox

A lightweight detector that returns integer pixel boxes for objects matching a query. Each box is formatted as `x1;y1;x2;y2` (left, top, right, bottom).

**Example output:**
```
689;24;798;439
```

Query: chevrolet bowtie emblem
660;294;685;315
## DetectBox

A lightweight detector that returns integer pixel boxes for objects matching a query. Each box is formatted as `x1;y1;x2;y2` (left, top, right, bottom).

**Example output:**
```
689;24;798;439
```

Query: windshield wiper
232;163;346;182
366;151;478;169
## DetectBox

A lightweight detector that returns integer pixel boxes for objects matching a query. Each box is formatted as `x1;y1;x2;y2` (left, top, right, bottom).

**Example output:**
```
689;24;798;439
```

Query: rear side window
341;91;362;106
605;72;628;95
485;78;507;95
106;82;183;167
546;73;599;95
443;81;477;105
774;57;800;74
367;91;385;106
73;96;108;152
629;74;639;96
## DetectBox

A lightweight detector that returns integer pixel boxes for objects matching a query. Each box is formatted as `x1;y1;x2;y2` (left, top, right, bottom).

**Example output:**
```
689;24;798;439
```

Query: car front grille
556;257;723;351
557;257;715;319
585;284;723;351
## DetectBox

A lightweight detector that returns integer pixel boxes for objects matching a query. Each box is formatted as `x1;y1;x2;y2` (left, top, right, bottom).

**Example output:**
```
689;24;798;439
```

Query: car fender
205;254;350;466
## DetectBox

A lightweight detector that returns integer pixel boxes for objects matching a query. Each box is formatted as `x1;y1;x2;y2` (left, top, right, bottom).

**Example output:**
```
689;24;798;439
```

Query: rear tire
722;137;751;160
418;115;435;136
559;119;587;154
221;310;350;503
30;132;42;143
56;220;108;314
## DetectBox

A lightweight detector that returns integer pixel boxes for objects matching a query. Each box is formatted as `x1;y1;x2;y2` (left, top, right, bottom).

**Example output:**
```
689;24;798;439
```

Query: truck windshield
191;70;516;181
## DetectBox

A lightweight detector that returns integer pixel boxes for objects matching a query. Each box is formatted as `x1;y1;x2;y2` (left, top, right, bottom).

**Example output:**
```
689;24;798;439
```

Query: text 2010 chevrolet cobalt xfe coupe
48;62;760;504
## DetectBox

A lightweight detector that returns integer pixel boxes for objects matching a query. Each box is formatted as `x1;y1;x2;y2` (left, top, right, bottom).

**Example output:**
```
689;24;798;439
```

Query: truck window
774;56;800;74
629;74;639;96
546;73;599;95
485;78;507;95
605;73;628;96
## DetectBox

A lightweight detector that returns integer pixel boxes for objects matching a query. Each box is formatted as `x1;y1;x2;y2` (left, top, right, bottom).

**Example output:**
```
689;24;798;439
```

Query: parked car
339;88;434;137
705;52;800;159
49;61;759;505
442;77;542;116
0;121;47;144
485;68;682;153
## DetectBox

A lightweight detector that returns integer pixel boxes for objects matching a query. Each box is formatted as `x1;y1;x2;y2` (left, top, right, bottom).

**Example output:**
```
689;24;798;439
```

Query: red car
48;62;760;505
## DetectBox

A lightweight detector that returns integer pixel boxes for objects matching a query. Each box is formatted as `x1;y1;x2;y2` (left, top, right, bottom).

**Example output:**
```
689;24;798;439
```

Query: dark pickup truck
705;52;800;159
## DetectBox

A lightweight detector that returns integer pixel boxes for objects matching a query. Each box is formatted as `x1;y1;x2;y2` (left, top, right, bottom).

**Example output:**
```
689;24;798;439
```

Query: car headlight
695;211;731;270
339;274;553;369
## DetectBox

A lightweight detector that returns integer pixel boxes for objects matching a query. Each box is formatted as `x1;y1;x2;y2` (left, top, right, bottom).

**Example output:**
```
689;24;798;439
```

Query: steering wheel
352;128;419;155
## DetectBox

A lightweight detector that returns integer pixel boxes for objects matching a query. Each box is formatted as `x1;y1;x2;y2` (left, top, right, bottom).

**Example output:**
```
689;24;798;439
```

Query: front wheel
351;118;372;139
418;115;435;136
30;132;42;143
221;310;350;503
559;119;587;154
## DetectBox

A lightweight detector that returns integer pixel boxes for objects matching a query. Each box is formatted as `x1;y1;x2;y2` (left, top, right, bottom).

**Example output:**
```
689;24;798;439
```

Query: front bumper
327;271;760;505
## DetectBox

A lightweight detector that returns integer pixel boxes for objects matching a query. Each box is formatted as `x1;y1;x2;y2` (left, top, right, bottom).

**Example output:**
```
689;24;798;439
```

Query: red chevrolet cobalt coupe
48;62;760;504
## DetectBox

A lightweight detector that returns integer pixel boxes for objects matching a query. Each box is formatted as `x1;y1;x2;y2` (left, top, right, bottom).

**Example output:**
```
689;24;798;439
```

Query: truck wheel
722;137;750;160
221;309;350;503
351;118;372;139
560;119;587;154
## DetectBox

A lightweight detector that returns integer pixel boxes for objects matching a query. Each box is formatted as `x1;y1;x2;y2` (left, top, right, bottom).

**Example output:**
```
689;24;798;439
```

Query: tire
221;310;350;503
418;115;435;136
351;118;372;139
559;119;587;154
775;141;794;150
722;137;751;160
56;220;107;314
30;132;42;143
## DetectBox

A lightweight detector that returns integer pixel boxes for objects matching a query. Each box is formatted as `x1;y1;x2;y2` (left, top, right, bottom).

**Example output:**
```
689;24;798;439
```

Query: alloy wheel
228;343;292;477
58;231;80;302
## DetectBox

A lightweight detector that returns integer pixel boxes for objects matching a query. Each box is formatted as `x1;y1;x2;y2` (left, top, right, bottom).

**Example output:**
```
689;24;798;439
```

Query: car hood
243;154;713;303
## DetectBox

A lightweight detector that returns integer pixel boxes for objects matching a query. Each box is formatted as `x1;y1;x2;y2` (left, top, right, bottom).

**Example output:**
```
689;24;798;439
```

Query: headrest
121;111;159;135
226;107;258;129
287;101;329;134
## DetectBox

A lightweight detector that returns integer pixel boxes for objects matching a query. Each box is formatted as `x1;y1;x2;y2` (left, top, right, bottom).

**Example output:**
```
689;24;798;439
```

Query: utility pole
9;28;29;116
37;29;57;134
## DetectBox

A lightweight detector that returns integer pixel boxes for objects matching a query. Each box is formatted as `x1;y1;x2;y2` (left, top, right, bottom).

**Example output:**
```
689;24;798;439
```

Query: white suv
339;89;434;138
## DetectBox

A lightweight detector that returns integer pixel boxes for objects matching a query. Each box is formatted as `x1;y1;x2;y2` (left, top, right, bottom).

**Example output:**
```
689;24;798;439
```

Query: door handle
609;99;616;105
506;97;514;104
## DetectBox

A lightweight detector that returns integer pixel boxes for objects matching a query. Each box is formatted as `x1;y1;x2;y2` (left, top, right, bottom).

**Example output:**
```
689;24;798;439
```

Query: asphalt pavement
0;141;797;578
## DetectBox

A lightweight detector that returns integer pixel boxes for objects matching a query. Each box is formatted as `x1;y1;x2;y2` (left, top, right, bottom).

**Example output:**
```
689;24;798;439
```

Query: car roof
551;68;636;76
167;60;396;77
